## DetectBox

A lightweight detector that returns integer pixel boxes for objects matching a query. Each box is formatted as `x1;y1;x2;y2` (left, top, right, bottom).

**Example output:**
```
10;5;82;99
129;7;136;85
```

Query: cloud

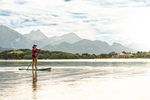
64;0;72;2
0;10;11;16
13;0;28;5
87;0;150;7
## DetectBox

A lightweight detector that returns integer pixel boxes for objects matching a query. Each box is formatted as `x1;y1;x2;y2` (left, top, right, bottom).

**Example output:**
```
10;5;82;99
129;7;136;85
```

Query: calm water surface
1;59;150;100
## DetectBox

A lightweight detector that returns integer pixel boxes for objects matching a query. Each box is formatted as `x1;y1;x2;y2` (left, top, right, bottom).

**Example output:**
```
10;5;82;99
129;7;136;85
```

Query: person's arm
36;48;40;57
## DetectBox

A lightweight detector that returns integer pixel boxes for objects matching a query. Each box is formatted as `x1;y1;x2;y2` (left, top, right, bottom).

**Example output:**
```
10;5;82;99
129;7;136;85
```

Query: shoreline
0;58;150;62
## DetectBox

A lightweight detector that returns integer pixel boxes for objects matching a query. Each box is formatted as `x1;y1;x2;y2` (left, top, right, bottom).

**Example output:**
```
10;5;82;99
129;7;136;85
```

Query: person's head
32;44;37;48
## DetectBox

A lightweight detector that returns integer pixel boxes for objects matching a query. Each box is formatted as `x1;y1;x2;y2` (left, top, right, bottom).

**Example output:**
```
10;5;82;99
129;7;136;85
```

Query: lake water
1;59;150;100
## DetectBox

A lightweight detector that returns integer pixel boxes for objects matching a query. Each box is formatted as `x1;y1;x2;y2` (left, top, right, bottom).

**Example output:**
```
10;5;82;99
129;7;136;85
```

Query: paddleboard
18;67;51;71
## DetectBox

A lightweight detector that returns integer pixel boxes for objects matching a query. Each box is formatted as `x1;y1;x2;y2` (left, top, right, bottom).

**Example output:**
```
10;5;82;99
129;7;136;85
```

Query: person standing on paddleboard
32;44;40;70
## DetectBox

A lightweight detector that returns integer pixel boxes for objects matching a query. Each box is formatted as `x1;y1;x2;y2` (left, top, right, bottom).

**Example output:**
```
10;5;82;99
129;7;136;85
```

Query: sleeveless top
32;48;38;57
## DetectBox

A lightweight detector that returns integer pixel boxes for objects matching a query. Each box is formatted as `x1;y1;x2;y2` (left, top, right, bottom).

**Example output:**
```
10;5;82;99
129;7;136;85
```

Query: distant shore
1;58;150;62
0;49;150;59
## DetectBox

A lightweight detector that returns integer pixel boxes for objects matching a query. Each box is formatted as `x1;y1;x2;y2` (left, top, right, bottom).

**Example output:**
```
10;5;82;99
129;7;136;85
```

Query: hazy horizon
0;0;150;50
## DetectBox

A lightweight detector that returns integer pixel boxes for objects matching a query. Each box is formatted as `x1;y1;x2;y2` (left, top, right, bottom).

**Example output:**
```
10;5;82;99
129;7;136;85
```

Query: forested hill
0;49;150;59
0;49;79;59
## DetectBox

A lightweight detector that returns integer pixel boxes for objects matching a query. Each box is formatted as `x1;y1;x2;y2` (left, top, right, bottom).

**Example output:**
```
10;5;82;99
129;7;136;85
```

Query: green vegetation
0;49;150;59
0;49;78;59
8;50;24;54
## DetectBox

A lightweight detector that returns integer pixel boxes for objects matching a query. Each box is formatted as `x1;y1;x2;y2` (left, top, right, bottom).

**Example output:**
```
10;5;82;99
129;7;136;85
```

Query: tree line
0;49;150;59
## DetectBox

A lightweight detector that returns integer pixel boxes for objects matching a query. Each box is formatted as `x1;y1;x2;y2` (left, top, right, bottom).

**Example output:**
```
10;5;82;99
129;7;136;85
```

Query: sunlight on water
1;59;150;100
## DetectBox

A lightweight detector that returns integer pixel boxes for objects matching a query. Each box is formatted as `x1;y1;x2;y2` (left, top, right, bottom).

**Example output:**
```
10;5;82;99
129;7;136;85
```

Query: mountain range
0;25;134;54
43;40;134;54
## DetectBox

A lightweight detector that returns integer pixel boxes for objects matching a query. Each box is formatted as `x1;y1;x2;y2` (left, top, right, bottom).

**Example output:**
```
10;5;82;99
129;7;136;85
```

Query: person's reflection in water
32;70;37;99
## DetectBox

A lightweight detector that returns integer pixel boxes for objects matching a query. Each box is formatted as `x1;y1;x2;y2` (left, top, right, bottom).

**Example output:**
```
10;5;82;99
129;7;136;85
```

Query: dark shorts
32;55;36;58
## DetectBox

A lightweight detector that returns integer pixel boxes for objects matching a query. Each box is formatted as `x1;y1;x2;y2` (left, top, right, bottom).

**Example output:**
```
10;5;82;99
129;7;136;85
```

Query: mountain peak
0;25;21;36
61;33;81;39
61;33;82;43
48;33;82;45
24;29;48;41
112;42;122;46
30;29;43;35
64;32;76;35
0;25;8;28
0;25;33;49
31;29;40;32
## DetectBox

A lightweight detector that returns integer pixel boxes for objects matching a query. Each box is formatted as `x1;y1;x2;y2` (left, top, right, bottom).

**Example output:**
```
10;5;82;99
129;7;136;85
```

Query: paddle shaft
27;62;32;70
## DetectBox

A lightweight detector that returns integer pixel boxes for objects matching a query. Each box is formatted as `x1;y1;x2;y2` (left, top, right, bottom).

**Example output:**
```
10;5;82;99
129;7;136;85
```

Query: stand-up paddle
18;61;51;71
18;67;51;71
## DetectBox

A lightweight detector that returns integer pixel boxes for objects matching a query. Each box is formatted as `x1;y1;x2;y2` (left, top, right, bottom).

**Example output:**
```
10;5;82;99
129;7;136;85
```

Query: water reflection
32;70;37;99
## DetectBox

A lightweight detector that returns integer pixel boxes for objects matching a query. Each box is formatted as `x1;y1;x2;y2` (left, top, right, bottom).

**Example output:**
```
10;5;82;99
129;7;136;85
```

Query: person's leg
35;58;37;70
32;70;37;82
32;58;35;70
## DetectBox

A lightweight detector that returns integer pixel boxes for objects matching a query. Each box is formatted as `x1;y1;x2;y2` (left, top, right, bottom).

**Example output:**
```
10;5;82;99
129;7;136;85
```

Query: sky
0;0;150;50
